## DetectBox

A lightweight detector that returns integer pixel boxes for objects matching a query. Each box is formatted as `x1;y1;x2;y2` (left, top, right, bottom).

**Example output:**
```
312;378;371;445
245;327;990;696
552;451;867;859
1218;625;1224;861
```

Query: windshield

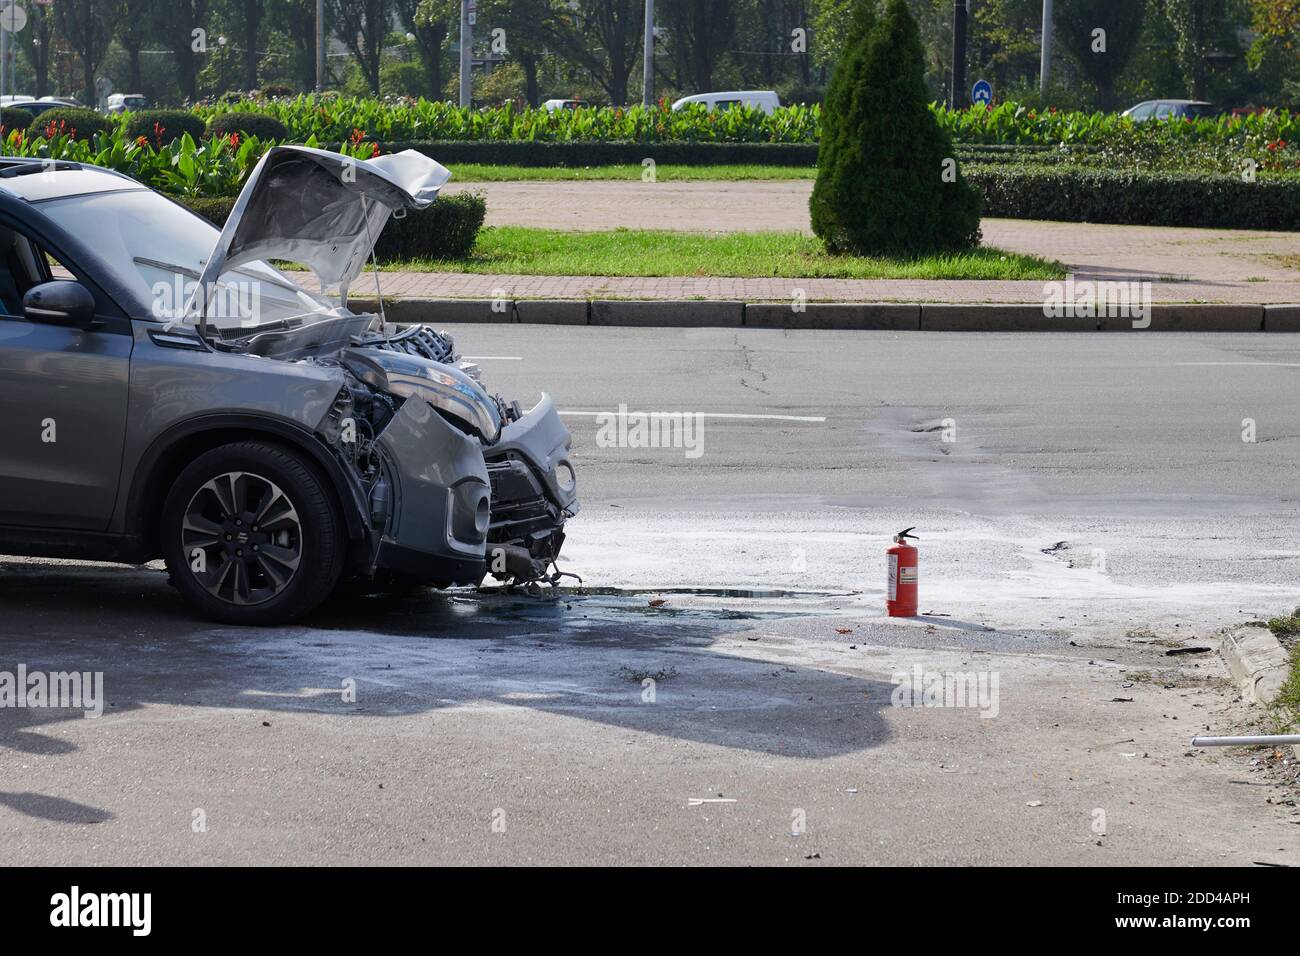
37;188;344;332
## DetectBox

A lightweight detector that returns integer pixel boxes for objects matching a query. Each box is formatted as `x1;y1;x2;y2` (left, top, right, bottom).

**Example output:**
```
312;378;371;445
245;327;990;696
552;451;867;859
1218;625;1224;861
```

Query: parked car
1;97;78;119
670;90;781;114
105;93;150;114
0;146;578;624
1122;99;1219;122
542;98;589;112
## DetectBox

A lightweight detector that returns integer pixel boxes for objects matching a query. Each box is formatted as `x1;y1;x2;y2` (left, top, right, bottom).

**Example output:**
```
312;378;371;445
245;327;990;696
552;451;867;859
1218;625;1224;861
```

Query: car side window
1129;103;1154;120
0;225;57;319
1154;103;1173;119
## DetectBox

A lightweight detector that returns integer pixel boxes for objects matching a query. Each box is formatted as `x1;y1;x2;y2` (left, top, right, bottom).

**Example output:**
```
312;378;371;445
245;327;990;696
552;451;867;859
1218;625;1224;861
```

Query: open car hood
194;145;450;315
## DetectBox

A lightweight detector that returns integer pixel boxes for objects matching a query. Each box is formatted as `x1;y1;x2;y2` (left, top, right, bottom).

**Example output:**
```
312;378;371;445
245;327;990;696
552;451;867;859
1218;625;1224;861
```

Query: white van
670;90;781;114
105;93;149;114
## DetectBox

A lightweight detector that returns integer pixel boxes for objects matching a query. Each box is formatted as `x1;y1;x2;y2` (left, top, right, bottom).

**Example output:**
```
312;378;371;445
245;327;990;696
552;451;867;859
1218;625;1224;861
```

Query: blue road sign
971;79;993;106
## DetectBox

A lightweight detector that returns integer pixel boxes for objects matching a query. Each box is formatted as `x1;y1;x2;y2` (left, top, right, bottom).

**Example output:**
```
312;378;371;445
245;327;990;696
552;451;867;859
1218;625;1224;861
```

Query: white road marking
1176;362;1300;367
559;410;826;423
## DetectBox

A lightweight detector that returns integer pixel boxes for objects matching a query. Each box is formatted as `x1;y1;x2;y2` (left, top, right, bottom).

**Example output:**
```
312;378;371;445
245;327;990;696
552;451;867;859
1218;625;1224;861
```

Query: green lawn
448;163;816;182
386;227;1064;280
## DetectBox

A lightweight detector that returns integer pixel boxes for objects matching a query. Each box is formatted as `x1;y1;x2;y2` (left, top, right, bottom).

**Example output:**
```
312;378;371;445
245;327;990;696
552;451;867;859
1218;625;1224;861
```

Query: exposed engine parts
353;323;456;364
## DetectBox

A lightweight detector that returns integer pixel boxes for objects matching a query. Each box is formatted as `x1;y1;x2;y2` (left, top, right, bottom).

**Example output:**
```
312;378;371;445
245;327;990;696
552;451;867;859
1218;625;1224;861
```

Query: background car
0;96;80;119
670;90;781;114
542;98;589;112
1122;99;1219;122
105;93;150;114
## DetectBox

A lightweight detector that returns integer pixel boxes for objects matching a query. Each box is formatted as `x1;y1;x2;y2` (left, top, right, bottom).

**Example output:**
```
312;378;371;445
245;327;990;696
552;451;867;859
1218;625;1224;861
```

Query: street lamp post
459;0;472;107
1039;0;1053;93
950;0;968;109
315;0;324;92
642;0;654;107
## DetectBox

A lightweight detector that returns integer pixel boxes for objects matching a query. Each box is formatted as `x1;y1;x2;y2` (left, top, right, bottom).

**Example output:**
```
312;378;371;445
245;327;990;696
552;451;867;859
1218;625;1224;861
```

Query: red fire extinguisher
887;527;919;617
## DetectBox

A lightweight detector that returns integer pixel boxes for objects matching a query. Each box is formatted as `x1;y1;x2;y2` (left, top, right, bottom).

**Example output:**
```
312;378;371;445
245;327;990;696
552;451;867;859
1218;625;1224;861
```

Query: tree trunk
521;51;540;107
179;53;197;102
126;47;141;91
242;0;263;90
84;59;96;110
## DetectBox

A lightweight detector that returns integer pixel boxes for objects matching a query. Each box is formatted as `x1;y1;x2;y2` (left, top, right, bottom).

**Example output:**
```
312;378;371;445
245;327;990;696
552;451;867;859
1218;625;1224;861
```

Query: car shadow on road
0;561;896;819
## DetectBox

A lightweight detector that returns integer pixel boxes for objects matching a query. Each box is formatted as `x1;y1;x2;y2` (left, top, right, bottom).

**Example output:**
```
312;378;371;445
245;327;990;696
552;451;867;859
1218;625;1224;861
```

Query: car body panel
0;319;132;530
112;322;350;537
377;396;491;572
490;394;577;513
196;146;450;309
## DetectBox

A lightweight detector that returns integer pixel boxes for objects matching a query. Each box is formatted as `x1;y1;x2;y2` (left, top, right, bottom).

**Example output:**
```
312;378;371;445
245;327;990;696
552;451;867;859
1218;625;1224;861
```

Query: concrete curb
1218;624;1299;759
921;303;1093;332
746;302;919;330
1099;304;1263;332
1264;304;1300;332
355;297;1300;331
590;299;744;328
1220;624;1292;706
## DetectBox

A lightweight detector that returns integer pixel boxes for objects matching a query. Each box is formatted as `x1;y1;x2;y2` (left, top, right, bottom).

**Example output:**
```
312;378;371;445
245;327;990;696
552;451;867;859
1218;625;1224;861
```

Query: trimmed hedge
968;166;1300;231
0;107;32;134
126;109;207;146
28;107;113;141
378;139;818;167
176;192;487;261
206;111;289;142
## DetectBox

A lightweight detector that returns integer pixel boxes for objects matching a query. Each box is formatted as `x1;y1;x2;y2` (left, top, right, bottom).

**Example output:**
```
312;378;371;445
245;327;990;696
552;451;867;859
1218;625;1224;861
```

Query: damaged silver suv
0;147;577;624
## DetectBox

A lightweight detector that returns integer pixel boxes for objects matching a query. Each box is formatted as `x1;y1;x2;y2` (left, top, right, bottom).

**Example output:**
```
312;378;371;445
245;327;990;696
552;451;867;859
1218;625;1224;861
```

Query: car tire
162;441;345;625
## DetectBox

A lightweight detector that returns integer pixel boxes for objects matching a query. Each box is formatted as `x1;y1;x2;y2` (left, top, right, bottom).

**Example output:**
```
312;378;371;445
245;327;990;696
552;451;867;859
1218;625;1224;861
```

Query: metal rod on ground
1040;0;1053;93
642;0;654;108
1191;735;1300;747
459;0;472;108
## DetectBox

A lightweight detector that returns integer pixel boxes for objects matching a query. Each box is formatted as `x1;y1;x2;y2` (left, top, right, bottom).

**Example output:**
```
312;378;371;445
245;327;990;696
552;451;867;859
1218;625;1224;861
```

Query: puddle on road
313;583;857;636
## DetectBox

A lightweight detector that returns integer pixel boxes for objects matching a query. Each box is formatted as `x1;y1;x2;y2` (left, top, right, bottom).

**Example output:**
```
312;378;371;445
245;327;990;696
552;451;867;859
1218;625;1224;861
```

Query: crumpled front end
314;325;577;588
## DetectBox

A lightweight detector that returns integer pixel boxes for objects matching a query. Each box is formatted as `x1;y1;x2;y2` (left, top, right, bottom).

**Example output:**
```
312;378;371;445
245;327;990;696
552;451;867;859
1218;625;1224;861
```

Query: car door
0;220;132;530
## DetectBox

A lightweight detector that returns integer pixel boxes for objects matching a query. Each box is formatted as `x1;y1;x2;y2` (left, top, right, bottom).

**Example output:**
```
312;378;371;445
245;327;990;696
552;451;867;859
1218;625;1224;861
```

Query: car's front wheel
162;441;345;625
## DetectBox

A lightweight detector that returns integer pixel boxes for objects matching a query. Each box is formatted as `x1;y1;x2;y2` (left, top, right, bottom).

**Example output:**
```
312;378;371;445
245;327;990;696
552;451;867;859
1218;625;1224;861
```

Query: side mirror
23;281;99;331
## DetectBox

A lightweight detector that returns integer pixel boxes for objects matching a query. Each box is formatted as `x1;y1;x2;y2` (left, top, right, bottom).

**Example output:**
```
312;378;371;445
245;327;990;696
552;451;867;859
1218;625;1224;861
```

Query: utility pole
641;0;654;107
1039;0;1053;93
950;0;968;109
459;0;472;108
0;0;8;103
315;0;324;92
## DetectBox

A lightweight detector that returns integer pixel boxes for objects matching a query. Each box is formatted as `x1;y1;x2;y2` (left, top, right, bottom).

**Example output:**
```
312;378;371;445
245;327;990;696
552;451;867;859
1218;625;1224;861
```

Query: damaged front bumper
316;326;577;587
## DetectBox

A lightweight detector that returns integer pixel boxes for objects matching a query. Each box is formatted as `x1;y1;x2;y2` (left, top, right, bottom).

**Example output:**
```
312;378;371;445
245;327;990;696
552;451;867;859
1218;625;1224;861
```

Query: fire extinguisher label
888;554;898;601
900;566;917;584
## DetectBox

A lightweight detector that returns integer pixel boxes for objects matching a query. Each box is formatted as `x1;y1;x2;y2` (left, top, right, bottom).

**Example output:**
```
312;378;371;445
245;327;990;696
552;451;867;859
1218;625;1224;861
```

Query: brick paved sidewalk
302;181;1300;304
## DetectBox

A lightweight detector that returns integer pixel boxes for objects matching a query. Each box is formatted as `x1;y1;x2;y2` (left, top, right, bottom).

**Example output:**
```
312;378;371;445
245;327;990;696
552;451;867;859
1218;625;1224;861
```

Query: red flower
370;143;380;157
229;132;241;148
349;127;365;146
136;135;149;148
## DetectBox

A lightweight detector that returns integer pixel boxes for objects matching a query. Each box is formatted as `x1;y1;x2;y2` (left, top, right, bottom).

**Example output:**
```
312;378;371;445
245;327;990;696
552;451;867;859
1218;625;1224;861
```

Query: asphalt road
2;327;1298;865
